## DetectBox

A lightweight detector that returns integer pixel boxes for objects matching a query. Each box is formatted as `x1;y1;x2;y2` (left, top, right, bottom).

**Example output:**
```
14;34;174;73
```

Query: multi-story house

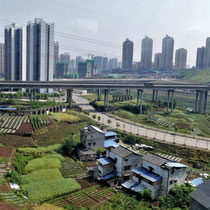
122;153;188;200
97;145;142;185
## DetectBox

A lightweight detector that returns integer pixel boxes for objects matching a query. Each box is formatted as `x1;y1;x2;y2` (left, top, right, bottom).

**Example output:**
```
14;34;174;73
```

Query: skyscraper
54;41;59;75
206;37;210;48
122;38;133;70
175;48;187;69
196;47;205;70
60;53;70;63
0;43;5;77
154;53;162;70
5;23;26;81
109;58;118;70
160;35;174;70
93;56;103;73
141;36;153;70
102;57;109;70
76;56;84;72
26;18;54;84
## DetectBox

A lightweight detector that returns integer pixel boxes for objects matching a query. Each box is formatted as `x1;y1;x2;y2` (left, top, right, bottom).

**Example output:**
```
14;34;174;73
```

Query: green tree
98;116;101;122
116;122;120;129
92;114;97;119
59;136;78;156
16;90;24;99
107;119;112;125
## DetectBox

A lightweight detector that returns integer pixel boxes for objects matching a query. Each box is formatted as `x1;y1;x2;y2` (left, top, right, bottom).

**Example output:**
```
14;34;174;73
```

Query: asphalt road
73;94;210;151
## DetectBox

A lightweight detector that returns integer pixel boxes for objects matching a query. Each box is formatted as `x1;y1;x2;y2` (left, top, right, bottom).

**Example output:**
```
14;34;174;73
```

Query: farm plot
148;116;174;128
48;185;115;209
0;116;30;134
29;115;51;131
60;158;87;178
32;122;86;146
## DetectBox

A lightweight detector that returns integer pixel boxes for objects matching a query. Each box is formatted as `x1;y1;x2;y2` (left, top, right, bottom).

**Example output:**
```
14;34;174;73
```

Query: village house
80;125;105;150
97;145;142;185
122;153;188;200
189;179;210;210
78;149;97;162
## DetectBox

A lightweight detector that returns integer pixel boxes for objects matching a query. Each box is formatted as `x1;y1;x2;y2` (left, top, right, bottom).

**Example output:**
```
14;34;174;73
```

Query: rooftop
190;180;210;209
104;140;119;148
105;131;117;137
97;157;115;165
132;167;162;182
142;153;168;167
111;145;133;158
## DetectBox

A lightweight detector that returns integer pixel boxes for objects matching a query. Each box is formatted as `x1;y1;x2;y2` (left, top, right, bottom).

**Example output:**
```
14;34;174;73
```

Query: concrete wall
98;163;115;176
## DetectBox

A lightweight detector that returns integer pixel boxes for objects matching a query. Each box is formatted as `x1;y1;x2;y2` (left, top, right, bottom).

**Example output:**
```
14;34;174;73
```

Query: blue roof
104;140;119;148
191;178;204;187
97;157;114;165
97;171;117;180
105;131;117;137
132;167;161;182
165;162;188;168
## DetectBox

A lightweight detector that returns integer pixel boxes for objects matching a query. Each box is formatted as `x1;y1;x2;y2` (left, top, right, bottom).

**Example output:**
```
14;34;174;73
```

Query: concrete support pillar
33;89;36;101
155;90;159;103
199;91;204;114
204;91;208;113
140;90;143;114
30;89;33;102
137;89;140;107
97;89;101;101
152;90;155;102
195;91;199;113
126;89;130;95
167;90;170;113
104;89;109;107
171;90;174;112
67;89;73;108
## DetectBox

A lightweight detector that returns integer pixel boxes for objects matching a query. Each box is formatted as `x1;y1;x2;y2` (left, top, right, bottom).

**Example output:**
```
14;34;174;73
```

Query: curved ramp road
73;94;210;151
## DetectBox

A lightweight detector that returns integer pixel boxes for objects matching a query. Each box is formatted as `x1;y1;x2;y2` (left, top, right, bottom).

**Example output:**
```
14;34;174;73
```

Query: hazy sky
0;0;210;66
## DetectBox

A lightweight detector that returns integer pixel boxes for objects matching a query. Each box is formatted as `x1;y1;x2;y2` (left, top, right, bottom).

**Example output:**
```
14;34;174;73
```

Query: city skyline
0;0;210;66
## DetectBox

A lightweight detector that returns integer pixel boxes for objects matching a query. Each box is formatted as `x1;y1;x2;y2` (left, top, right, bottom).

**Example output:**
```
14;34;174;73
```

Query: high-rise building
60;53;70;63
93;56;103;73
0;43;5;77
78;59;97;78
102;57;109;70
196;46;210;70
160;35;174;70
70;59;76;71
141;36;153;70
109;58;118;70
76;56;84;72
4;24;26;81
153;53;162;70
54;42;59;75
196;47;205;70
175;48;187;69
122;38;133;70
206;37;210;48
26;18;54;85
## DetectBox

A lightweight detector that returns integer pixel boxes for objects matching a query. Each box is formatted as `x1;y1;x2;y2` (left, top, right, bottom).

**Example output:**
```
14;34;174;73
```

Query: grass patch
24;154;64;174
50;113;80;123
22;178;81;203
21;168;63;185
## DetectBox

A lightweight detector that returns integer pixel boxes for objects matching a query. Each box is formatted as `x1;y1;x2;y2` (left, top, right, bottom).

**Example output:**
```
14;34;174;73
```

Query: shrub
58;136;78;156
21;168;63;185
5;170;20;183
22;178;81;203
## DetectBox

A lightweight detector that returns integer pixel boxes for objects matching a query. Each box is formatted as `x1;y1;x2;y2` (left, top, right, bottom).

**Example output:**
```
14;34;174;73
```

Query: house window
88;143;91;146
170;180;173;185
148;166;154;172
124;165;131;170
125;159;128;162
93;142;96;146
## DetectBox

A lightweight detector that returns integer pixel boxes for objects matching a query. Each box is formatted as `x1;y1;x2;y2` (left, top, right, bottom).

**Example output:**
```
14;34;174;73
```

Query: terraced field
0;116;29;134
48;185;115;209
